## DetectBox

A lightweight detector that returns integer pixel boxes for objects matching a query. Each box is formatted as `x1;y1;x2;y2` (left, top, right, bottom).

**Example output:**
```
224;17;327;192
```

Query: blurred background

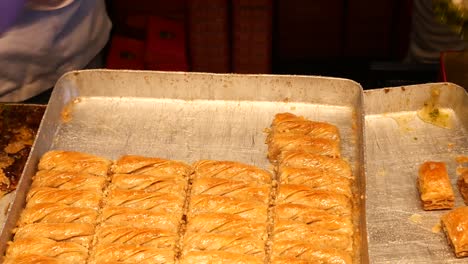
103;0;464;89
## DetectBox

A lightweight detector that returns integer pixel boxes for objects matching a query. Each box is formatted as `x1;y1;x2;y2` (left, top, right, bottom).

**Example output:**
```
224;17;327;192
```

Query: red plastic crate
145;16;187;70
106;35;145;70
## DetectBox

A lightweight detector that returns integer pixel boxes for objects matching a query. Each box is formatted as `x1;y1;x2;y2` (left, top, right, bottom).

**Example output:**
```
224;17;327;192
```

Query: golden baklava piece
270;113;340;142
38;150;112;176
456;156;468;205
418;161;454;210
441;206;468;257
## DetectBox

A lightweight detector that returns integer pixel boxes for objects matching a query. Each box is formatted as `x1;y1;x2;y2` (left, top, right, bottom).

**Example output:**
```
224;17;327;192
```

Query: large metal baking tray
0;70;367;262
364;83;468;263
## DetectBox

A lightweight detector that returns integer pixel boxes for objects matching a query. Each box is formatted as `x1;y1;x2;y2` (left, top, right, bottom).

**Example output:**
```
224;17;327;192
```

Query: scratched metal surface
364;83;468;263
0;70;367;262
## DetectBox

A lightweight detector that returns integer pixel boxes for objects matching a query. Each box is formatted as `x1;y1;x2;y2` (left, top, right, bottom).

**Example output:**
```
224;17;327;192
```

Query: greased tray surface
364;83;468;263
0;70;366;262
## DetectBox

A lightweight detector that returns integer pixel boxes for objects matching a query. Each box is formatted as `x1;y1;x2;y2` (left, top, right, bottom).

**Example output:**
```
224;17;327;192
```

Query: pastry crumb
432;223;441;233
409;213;422;224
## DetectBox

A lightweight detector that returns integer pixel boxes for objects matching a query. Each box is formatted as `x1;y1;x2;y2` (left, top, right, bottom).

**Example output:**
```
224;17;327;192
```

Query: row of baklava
3;151;275;263
266;112;355;263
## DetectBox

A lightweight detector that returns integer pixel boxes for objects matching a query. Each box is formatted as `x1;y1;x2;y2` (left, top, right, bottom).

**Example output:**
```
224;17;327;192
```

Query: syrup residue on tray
417;86;452;129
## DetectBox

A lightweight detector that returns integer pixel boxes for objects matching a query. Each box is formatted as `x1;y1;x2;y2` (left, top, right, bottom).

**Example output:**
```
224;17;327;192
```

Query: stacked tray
0;70;466;263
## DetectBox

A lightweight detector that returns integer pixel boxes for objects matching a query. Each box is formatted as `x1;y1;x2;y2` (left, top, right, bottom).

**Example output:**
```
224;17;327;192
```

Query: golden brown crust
182;233;265;257
274;204;353;234
278;151;353;180
110;174;186;193
456;156;468;164
418;161;454;210
18;203;98;226
14;223;94;247
99;207;180;232
38;150;112;176
185;213;267;239
277;185;352;216
105;189;184;215
188;195;268;222
278;166;352;197
272;240;353;263
270;257;309;264
191;178;269;203
111;155;191;177
273;225;352;252
96;224;177;249
89;244;174;264
6;237;88;263
275;218;353;238
192;160;272;185
267;133;341;163
270;113;340;142
441;206;468;257
3;254;64;264
26;187;102;210
31;170;107;192
458;171;468;205
180;250;263;264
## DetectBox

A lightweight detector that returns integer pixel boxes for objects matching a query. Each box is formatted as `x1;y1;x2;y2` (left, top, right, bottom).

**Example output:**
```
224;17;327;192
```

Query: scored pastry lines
267;112;355;263
5;151;112;263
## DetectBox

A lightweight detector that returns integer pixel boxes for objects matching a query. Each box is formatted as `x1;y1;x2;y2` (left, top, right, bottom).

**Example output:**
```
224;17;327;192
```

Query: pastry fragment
3;254;64;264
267;133;341;163
95;225;177;249
278;151;353;179
105;189;183;214
273;224;353;252
270;113;340;142
179;250;263;264
418;161;454;210
31;170;106;192
182;233;265;257
191;178;269;203
110;174;186;193
6;237;88;263
111;155;191;177
38;150;112;176
26;187;102;210
441;206;468;257
188;194;268;222
89;244;175;264
14;223;95;247
272;240;352;264
278;166;352;197
18;203;99;226
275;204;353;235
185;213;267;239
277;185;352;216
456;156;468;205
192;160;272;185
99;207;180;232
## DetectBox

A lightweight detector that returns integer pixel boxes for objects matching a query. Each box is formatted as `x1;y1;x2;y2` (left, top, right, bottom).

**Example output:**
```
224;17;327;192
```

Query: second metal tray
364;83;468;263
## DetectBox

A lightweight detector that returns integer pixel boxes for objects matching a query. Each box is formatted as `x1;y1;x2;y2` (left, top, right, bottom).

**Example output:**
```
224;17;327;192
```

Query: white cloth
0;0;111;102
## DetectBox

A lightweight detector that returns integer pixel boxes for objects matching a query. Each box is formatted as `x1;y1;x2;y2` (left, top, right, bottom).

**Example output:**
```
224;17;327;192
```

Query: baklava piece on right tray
418;161;454;210
441;206;468;258
456;156;468;205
